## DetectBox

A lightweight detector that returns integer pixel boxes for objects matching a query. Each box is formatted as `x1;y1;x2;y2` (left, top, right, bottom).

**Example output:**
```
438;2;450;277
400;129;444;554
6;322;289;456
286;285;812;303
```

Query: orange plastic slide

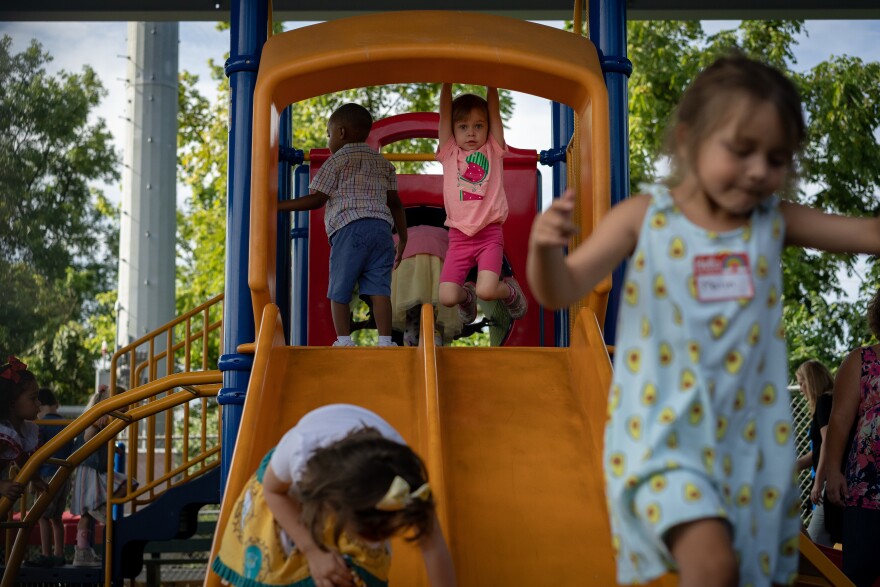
205;304;678;586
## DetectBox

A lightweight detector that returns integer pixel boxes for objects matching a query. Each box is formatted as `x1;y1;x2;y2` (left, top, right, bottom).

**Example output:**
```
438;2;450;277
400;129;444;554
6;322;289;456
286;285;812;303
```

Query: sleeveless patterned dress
843;345;880;510
604;185;800;586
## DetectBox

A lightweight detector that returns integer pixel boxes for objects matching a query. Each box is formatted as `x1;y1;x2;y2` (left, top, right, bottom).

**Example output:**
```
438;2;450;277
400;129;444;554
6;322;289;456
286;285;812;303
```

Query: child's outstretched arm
486;87;505;148
438;83;453;148
420;512;456;587
527;189;645;309
782;201;880;255
387;189;408;269
278;192;330;213
262;465;356;587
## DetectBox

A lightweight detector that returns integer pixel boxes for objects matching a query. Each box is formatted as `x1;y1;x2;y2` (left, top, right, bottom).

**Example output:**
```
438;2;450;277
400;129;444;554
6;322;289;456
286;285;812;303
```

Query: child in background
527;54;880;587
212;404;456;587
280;103;408;348
28;387;75;567
69;384;127;568
392;224;463;346
0;356;42;501
436;83;527;325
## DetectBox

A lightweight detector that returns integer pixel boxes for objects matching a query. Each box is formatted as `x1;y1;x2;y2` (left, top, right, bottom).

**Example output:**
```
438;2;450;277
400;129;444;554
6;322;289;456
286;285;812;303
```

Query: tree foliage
0;36;119;402
626;20;880;375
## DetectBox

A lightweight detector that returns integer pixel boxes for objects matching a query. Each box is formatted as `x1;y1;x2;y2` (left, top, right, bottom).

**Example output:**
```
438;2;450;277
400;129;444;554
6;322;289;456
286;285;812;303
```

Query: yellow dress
212;450;391;587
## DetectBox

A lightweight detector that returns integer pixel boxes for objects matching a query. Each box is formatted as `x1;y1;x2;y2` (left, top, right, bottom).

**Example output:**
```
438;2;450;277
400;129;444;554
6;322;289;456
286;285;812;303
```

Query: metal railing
0;373;222;587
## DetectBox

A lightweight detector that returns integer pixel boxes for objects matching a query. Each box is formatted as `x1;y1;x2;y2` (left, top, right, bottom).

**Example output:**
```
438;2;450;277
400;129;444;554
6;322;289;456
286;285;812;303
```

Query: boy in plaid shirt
282;103;407;346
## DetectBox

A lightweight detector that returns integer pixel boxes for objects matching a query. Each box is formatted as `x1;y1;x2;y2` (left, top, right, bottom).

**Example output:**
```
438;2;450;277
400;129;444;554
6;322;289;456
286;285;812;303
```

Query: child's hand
530;189;578;248
31;478;49;493
394;238;406;270
305;548;357;587
0;480;24;500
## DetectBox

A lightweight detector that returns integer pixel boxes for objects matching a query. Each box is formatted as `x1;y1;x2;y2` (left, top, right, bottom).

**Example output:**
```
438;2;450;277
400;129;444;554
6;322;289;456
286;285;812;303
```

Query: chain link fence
790;386;814;527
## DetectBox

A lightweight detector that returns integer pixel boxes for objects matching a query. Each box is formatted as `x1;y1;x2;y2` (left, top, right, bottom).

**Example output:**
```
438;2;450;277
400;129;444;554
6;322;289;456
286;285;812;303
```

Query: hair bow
375;475;431;511
0;356;27;383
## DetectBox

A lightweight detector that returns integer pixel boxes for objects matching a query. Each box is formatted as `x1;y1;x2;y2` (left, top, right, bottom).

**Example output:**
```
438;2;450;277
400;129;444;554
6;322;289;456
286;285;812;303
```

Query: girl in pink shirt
435;84;527;325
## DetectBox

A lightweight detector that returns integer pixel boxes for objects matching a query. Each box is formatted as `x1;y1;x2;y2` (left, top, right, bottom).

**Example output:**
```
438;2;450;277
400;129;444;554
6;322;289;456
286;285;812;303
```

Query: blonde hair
796;359;834;414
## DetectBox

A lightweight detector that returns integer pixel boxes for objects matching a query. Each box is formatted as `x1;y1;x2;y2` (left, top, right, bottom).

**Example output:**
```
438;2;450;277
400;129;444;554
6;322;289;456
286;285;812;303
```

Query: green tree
0;36;119;402
625;20;880;374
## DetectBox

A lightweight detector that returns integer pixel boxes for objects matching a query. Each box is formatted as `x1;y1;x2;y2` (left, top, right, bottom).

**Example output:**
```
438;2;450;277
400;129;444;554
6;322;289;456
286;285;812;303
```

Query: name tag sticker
693;253;754;302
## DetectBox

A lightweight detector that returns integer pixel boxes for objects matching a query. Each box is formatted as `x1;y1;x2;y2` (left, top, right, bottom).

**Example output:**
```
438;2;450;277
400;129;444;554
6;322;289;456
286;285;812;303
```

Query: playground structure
0;4;866;587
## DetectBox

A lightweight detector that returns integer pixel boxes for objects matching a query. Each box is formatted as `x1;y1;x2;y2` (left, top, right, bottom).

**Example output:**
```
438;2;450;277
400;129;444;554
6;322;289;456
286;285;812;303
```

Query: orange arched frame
248;11;611;337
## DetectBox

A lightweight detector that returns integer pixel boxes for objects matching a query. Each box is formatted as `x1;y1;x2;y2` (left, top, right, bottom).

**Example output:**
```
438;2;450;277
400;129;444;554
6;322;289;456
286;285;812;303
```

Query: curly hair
295;427;434;549
328;103;373;143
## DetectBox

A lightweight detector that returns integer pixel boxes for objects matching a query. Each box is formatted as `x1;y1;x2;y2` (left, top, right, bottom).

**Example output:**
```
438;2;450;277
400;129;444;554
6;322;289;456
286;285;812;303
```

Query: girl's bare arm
528;190;646;309
438;83;453;147
420;512;456;587
487;87;505;148
782;201;880;255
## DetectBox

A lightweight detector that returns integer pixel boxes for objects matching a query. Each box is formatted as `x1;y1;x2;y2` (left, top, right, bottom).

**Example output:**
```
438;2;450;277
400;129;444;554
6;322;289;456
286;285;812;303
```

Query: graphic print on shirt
458;151;490;201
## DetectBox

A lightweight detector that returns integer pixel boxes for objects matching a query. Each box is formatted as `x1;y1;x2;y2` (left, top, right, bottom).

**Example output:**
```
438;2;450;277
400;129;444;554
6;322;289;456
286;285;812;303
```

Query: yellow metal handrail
0;371;222;587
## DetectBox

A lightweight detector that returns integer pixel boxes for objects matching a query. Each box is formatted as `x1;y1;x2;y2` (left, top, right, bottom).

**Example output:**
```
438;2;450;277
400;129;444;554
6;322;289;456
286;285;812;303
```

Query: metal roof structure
3;0;879;21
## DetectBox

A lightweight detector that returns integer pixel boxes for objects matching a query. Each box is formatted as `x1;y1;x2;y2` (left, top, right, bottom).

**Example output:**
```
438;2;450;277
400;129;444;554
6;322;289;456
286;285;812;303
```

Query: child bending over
212;404;456;587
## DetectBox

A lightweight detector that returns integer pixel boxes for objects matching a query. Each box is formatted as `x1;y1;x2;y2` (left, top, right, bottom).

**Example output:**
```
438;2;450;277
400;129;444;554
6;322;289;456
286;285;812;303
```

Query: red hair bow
0;356;28;383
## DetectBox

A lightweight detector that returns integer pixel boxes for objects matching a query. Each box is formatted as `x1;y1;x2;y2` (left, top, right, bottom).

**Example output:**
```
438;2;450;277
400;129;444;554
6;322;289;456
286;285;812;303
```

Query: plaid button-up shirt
310;142;397;240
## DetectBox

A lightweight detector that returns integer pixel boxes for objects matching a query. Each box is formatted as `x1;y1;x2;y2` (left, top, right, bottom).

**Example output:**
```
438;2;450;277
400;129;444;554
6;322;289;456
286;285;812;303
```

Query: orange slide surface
206;304;679;586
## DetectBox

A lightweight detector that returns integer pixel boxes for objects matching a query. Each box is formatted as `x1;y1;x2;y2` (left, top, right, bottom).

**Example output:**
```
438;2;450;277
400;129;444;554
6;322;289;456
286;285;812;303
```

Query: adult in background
824;287;880;587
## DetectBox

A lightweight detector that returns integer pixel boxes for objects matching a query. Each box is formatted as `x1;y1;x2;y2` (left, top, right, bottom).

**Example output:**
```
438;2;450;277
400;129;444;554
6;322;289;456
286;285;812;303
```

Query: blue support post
218;0;268;489
276;107;293;343
551;101;574;347
113;441;125;521
291;165;311;346
590;0;631;347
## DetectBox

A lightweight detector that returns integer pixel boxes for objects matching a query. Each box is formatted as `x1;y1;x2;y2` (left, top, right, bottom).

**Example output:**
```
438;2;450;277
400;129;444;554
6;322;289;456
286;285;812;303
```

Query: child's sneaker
331;338;356;347
503;277;528;320
72;547;102;568
458;282;477;324
377;339;398;347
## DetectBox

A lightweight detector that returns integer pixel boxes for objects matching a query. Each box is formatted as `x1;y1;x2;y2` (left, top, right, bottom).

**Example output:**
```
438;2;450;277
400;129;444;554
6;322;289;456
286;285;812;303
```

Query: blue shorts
328;218;395;304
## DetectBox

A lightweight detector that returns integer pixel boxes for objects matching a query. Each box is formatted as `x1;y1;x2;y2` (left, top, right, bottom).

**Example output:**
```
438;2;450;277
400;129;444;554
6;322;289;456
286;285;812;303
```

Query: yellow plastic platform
205;304;676;586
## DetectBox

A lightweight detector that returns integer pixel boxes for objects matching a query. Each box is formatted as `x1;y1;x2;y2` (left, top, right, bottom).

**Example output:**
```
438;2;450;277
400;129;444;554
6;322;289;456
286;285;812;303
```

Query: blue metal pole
291;165;311;346
218;0;267;489
276;107;293;343
590;0;631;347
551;101;574;347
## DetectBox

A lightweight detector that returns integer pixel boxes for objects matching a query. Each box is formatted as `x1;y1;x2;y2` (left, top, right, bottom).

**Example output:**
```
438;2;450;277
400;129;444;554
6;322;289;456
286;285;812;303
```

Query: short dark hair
296;427;434;548
665;53;805;184
451;93;488;124
38;387;58;407
868;288;880;339
329;103;373;142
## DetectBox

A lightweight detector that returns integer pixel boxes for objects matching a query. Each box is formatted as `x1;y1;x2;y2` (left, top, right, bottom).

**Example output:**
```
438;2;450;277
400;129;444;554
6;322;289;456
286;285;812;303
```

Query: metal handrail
0;371;222;587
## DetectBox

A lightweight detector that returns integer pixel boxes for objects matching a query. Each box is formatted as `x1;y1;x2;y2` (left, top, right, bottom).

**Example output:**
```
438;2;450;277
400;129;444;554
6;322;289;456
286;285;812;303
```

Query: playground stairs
113;467;221;583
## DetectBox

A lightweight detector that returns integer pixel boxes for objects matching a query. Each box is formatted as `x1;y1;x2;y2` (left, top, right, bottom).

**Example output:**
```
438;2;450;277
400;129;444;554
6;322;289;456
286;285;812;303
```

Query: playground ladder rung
109;410;133;422
0;521;27;529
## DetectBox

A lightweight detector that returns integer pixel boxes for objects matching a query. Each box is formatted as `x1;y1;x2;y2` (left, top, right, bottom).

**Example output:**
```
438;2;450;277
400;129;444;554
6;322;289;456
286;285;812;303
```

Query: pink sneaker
458;282;477;324
503;277;528;320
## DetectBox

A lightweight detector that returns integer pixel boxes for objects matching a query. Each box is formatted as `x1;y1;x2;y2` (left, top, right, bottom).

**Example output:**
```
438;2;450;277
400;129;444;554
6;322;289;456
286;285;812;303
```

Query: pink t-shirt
436;135;508;237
